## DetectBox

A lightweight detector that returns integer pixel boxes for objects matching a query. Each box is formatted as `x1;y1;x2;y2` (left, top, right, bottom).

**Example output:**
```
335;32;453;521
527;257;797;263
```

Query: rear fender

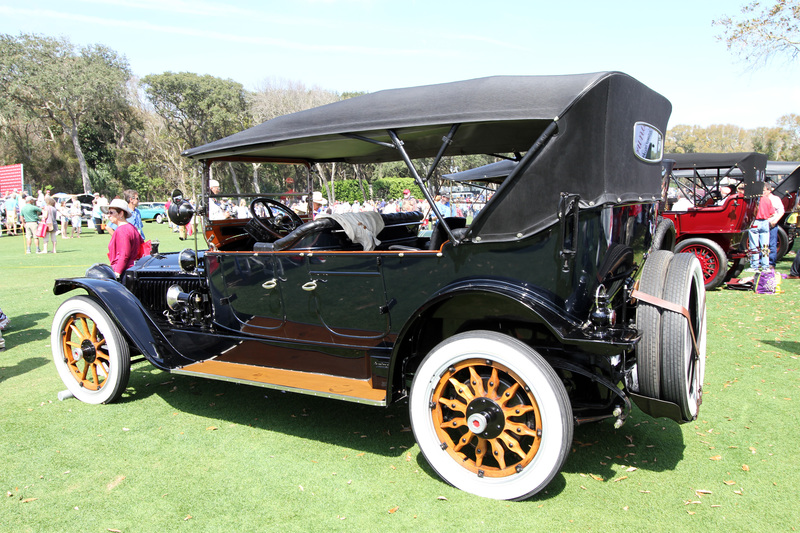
53;278;188;370
388;279;582;395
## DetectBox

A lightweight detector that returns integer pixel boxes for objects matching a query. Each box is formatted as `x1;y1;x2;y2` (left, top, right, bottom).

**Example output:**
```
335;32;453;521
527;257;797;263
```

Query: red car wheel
674;238;727;290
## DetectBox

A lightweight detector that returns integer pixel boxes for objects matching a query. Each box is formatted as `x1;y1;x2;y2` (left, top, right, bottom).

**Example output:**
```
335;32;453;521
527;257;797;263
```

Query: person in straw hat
311;191;328;219
101;198;144;279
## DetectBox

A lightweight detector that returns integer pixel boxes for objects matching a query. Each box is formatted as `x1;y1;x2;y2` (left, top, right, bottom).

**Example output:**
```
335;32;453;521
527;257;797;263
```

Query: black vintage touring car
51;72;706;501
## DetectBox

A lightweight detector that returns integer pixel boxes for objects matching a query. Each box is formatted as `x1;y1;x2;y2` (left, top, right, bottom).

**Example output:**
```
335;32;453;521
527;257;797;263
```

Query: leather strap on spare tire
630;289;704;366
634;250;673;398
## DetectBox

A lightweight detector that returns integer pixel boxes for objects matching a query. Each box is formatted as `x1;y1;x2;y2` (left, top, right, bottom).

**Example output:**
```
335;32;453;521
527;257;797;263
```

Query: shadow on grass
0;356;50;383
114;363;687;502
561;409;685;479
411;408;687;503
760;339;800;354
120;364;416;458
412;452;572;501
1;312;51;349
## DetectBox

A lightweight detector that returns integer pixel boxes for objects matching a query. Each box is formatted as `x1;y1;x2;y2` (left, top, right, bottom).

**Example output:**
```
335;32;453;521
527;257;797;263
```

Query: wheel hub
74;339;97;363
465;397;504;439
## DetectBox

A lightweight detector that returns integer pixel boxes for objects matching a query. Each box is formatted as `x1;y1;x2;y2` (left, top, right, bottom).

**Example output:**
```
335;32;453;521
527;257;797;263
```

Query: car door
216;253;285;332
300;253;391;340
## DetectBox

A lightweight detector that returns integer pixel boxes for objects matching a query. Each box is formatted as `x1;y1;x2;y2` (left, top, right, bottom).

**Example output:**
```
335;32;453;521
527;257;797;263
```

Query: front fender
53;278;188;370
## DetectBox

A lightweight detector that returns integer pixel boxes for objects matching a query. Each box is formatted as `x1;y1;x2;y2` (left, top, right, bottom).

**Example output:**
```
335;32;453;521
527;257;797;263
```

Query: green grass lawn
1;222;798;531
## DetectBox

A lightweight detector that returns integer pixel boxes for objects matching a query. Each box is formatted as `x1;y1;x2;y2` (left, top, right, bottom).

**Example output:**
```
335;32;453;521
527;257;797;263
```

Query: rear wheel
155;213;164;224
51;296;130;404
409;331;572;501
660;253;706;421
674;238;727;290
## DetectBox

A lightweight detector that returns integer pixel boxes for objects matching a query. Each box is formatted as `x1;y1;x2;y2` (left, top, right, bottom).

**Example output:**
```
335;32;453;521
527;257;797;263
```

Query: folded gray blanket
320;212;385;251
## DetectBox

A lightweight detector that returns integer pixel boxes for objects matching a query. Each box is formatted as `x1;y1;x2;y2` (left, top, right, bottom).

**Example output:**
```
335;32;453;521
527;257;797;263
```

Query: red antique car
661;152;766;289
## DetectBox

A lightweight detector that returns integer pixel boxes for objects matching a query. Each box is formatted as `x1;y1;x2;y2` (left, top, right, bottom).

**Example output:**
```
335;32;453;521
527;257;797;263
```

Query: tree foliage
714;1;800;65
143;72;249;149
143;72;250;193
3;33;800;203
665;119;800;159
372;177;424;201
0;33;132;193
249;78;339;123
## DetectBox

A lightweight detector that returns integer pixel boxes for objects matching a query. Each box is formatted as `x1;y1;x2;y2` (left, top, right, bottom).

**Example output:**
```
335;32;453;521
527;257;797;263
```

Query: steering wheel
249;198;304;239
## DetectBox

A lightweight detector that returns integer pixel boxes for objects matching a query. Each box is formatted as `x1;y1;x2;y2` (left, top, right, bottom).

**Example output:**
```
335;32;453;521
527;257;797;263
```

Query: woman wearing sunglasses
101;198;144;280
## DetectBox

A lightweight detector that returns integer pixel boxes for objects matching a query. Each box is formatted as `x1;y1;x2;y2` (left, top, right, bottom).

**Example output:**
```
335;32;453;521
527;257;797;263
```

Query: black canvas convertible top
667;152;767;198
767;161;800;198
184;74;611;162
185;72;671;242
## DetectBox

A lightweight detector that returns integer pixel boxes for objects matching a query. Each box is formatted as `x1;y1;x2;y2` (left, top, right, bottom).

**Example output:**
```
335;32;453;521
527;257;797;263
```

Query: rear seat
254;211;423;252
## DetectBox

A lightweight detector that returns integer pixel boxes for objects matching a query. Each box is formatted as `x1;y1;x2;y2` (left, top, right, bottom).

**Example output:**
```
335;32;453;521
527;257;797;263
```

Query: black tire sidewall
659;254;706;421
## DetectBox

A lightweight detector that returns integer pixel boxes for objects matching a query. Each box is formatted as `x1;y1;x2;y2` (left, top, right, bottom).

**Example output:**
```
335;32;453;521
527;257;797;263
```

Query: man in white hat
208;179;230;220
311;191;328;219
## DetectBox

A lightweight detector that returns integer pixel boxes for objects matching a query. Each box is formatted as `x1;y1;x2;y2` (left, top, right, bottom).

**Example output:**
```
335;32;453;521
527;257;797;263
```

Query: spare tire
635;250;674;398
660;253;707;421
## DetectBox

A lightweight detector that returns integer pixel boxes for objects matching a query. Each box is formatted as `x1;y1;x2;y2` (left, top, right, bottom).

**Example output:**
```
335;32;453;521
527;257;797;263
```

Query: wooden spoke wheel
51;296;130;404
410;331;572;501
431;359;543;477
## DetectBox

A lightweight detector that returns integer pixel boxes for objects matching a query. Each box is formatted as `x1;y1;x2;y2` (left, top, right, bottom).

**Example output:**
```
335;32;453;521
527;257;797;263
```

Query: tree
143;72;250;193
777;113;800;159
750;126;790;159
0;33;132;193
249;78;339;123
250;79;340;195
714;1;800;66
666;124;752;153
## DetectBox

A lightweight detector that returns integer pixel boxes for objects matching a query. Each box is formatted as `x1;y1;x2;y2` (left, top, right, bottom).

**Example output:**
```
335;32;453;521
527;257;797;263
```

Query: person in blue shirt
434;194;452;218
124;189;145;239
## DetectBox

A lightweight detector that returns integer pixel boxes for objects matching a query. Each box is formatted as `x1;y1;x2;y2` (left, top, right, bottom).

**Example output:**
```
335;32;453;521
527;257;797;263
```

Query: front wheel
409;331;572;500
155;213;164;224
51;295;131;404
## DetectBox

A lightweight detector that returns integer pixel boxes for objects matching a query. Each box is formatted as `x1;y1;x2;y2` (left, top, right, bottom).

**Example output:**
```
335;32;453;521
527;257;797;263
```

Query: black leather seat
428;217;467;250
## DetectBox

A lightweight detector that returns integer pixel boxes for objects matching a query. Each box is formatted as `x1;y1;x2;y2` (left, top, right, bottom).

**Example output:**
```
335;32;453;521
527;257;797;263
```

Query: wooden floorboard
174;359;386;403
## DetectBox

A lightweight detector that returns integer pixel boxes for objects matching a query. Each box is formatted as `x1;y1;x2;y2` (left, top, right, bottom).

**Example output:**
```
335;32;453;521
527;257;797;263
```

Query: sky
1;0;798;130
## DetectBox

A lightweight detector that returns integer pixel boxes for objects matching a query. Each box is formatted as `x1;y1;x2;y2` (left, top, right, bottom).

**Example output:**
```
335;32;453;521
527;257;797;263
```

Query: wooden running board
172;359;386;405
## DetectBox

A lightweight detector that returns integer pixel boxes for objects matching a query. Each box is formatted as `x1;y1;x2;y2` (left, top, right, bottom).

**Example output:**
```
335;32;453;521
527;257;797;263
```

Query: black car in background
51;72;706;500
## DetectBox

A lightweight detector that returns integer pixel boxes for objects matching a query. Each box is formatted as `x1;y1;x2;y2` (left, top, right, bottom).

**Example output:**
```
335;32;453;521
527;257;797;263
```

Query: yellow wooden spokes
431;359;543;477
62;313;107;392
